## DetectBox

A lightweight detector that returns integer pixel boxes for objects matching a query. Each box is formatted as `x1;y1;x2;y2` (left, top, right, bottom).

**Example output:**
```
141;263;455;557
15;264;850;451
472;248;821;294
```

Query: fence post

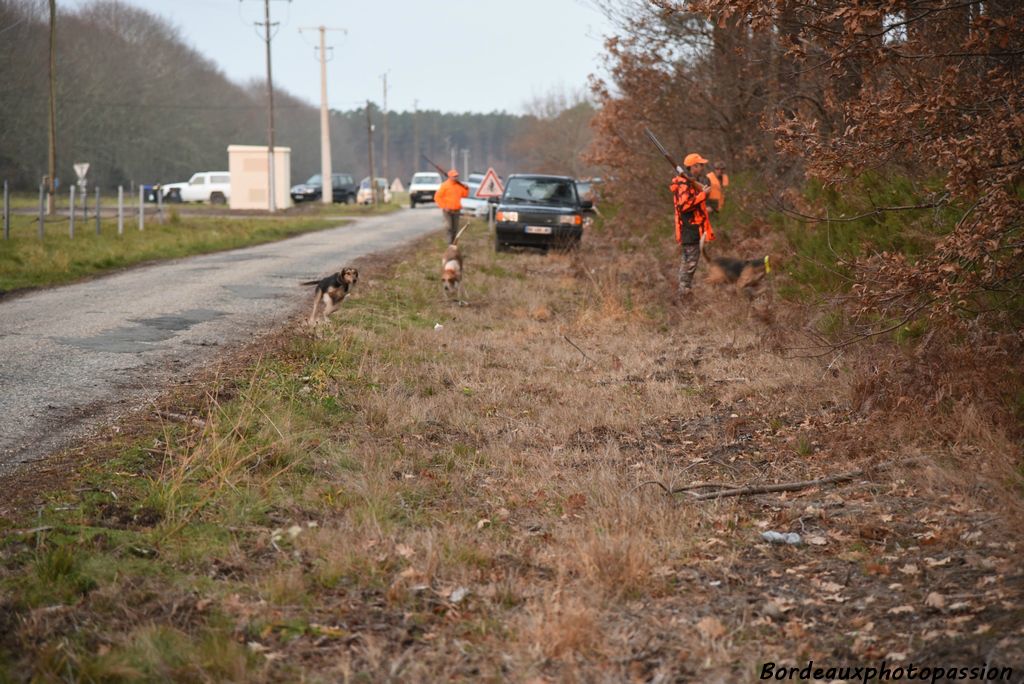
38;183;45;239
69;185;76;239
117;185;124;235
138;185;144;231
95;187;101;235
3;180;9;240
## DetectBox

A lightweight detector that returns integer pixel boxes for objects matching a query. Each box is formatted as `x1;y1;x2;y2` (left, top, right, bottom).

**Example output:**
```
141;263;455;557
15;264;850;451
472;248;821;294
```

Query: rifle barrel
644;127;703;192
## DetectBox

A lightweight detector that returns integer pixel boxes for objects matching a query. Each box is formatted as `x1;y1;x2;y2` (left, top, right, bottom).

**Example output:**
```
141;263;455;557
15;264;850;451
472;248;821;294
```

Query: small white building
227;145;293;211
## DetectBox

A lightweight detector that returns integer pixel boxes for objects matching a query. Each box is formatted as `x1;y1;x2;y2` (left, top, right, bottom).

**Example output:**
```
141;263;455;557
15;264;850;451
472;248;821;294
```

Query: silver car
460;182;492;218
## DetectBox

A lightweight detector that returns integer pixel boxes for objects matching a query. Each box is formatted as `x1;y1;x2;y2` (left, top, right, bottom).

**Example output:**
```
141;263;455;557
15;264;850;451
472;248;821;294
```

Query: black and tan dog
702;242;770;294
302;267;359;324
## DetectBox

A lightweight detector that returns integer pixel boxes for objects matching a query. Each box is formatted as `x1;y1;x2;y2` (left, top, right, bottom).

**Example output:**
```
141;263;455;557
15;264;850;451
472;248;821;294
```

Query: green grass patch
0;193;403;292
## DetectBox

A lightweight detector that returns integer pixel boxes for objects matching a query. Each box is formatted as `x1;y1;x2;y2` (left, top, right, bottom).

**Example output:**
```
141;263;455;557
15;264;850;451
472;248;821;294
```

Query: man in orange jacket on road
434;169;469;244
671;152;715;299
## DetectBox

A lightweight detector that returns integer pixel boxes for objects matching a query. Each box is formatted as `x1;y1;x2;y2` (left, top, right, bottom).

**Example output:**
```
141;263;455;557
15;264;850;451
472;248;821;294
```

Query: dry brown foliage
592;0;1023;329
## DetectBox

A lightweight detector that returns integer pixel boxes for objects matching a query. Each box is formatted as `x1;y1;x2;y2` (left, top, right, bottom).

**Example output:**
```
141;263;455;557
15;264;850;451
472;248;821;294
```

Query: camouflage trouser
445;210;461;244
678;244;700;294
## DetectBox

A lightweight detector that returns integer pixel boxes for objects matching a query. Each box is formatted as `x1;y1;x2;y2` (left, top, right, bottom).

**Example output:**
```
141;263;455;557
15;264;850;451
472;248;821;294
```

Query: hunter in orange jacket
671;153;714;297
435;169;470;244
706;162;729;213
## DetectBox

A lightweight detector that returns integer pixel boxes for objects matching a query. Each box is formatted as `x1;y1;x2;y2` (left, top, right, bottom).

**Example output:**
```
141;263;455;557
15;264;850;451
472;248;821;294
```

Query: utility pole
47;0;57;215
300;25;346;205
250;0;285;212
380;72;390;187
412;99;419;175
366;101;377;206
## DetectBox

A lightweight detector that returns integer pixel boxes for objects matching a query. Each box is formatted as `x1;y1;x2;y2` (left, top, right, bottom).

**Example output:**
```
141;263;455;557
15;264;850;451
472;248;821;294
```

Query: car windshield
467;183;481;198
504;177;577;206
412;173;441;184
305;175;322;186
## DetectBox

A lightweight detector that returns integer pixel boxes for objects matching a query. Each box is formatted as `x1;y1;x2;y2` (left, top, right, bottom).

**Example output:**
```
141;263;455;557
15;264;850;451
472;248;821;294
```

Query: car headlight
496;211;518;222
559;214;583;225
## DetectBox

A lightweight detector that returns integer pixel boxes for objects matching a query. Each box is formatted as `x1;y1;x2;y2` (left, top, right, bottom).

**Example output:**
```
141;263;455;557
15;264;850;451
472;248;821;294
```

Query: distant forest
0;1;595;191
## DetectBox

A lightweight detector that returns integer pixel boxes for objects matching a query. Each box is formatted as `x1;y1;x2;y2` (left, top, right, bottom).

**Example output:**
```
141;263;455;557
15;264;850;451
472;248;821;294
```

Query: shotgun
422;155;468;189
643;127;706;193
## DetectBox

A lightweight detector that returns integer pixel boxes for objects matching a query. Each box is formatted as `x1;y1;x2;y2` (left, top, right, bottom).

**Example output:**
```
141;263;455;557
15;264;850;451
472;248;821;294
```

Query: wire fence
1;180;169;240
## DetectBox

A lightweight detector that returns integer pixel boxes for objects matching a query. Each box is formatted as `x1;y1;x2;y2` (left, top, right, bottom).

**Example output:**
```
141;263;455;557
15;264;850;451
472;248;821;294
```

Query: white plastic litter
761;531;802;545
434;323;443;331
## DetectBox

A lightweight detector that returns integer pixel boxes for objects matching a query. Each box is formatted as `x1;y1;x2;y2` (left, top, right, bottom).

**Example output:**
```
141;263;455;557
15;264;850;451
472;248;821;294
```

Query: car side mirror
580;200;593;210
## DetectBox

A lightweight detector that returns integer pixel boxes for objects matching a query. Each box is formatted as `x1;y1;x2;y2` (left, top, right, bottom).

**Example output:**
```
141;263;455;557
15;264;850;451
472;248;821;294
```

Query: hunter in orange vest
670;153;715;298
706;162;729;213
434;169;469;244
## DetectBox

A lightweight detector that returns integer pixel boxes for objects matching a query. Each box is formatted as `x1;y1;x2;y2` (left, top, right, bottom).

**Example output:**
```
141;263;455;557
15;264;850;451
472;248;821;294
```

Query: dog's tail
300;279;319;286
452;221;471;244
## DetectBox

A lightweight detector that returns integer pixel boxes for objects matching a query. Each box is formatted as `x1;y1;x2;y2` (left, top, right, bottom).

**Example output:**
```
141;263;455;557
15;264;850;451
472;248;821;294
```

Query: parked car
356;177;392;205
161;171;230;204
574;177;601;228
290;173;358;204
408;172;442;207
574;177;602;205
494;174;591;252
459;183;492;218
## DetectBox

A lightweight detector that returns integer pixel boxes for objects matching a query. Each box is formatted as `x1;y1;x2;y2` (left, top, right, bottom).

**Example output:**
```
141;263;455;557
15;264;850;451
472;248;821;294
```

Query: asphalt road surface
0;207;442;475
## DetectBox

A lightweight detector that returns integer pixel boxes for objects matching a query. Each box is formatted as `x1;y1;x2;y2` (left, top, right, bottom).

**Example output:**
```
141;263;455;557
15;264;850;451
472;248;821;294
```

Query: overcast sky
65;0;614;114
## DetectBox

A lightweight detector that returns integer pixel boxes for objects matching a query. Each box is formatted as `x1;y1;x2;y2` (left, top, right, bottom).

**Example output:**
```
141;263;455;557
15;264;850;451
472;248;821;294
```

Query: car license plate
525;225;552;235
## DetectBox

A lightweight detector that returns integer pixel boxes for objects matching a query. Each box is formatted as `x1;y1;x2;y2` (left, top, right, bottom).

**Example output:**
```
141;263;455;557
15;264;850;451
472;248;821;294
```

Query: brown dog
303;267;359;324
441;244;463;302
705;255;770;294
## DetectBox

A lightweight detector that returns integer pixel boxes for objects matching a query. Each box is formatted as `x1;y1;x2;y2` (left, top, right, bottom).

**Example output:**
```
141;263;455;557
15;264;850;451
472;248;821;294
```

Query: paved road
0;208;442;474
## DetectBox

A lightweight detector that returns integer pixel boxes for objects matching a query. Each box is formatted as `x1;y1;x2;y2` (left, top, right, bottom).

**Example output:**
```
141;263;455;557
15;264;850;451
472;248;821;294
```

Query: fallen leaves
696;616;727;640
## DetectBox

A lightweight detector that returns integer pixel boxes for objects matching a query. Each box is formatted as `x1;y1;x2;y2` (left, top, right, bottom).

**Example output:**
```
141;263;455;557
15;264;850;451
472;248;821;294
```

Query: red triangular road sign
475;168;504;198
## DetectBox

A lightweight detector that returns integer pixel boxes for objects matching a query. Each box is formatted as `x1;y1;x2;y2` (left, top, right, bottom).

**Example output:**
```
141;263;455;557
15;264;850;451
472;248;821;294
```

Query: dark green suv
493;174;592;252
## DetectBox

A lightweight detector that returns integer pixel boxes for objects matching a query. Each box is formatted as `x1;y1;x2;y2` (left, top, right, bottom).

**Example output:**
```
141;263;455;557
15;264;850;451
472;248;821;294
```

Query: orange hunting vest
707;171;729;209
434;179;469;211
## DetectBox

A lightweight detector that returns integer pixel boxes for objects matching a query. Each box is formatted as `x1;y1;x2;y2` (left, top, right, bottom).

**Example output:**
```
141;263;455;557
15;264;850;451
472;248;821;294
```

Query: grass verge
1;214;344;293
0;191;407;293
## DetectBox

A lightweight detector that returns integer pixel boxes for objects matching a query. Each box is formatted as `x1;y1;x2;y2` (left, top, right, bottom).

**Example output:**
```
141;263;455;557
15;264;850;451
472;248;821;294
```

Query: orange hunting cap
448;169;459;178
684;153;709;167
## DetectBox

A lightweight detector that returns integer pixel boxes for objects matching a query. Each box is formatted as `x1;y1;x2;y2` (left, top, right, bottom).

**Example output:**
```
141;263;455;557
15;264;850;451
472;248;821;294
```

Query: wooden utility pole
47;0;57;215
381;72;389;187
366;101;377;206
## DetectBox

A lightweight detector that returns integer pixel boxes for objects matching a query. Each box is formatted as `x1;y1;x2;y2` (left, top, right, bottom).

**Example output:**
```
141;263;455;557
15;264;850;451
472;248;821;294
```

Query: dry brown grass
2;222;1021;681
